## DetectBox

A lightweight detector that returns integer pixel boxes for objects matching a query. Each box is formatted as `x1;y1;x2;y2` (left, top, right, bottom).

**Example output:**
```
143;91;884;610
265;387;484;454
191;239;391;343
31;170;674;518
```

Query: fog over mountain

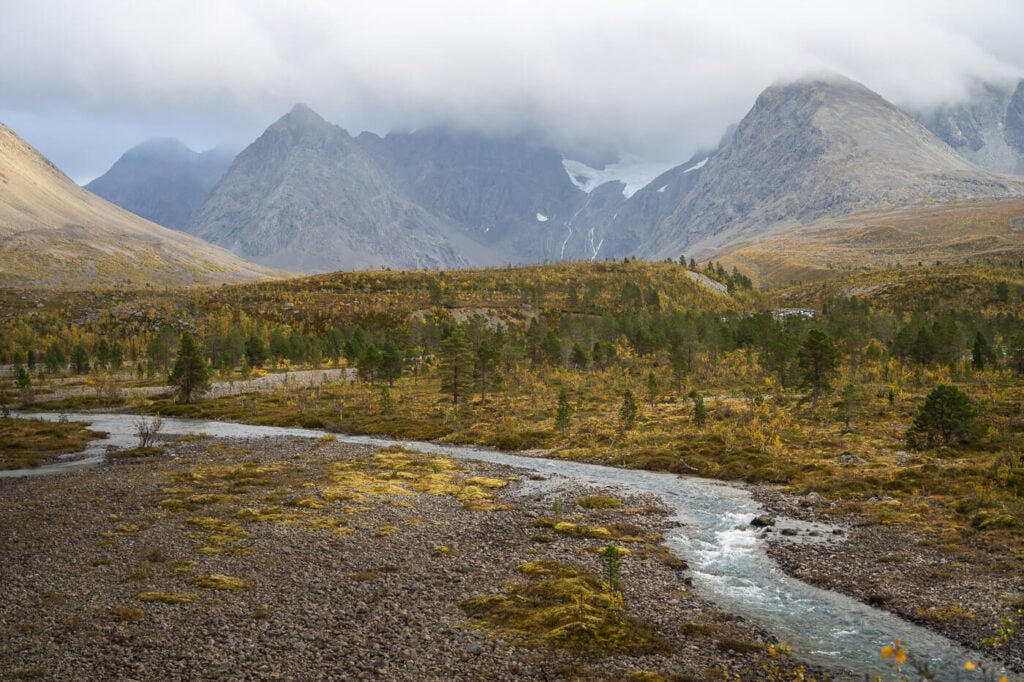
2;1;1023;182
187;105;501;272
115;75;1020;273
916;78;1024;175
647;76;1024;260
85;138;234;231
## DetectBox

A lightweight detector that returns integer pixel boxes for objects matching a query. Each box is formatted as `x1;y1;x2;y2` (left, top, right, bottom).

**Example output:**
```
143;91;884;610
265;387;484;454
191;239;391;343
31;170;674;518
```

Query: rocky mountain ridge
88;76;1024;275
916;78;1024;176
187;105;500;272
85;138;234;231
0;123;279;288
646;76;1024;261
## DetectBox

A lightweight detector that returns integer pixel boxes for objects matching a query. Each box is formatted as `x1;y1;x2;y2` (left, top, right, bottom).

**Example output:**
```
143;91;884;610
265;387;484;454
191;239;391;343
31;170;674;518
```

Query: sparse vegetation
0;417;100;469
5;258;1024;676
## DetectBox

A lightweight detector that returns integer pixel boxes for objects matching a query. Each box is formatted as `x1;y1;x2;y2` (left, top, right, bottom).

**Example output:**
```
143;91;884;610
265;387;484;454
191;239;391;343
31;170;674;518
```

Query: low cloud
2;0;1022;179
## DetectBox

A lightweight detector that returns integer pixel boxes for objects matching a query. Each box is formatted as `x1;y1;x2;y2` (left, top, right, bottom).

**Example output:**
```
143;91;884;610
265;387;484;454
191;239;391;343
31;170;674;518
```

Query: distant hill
85;137;234;231
646;76;1024;262
0;122;280;288
714;198;1024;289
187;105;503;272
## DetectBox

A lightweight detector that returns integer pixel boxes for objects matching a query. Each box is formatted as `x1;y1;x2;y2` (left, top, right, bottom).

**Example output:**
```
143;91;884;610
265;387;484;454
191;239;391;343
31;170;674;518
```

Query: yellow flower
881;640;907;664
965;662;977;670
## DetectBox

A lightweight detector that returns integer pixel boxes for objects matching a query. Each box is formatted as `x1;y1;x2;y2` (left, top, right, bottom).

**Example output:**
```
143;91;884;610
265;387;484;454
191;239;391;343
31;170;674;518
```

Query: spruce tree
691;391;707;427
555;385;572;435
170;331;210;403
972;331;995;370
619;389;638;430
798;329;840;408
440;328;474;407
474;340;500;402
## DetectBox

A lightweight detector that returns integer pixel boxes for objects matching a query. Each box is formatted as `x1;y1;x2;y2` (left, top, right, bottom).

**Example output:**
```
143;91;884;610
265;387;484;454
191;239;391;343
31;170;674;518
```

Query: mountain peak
282;102;327;126
648;77;1024;260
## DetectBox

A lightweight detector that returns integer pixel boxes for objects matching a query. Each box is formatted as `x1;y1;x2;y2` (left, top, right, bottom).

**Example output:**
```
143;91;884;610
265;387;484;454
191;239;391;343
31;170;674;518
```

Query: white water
4;412;1017;679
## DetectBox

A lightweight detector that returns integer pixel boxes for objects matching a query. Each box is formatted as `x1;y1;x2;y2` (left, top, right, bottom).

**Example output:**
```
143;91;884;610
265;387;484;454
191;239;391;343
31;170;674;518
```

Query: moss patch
462;563;670;656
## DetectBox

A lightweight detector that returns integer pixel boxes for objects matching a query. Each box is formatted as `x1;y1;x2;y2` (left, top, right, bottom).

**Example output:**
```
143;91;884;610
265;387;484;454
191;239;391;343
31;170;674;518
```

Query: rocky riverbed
753;487;1024;673
0;434;839;681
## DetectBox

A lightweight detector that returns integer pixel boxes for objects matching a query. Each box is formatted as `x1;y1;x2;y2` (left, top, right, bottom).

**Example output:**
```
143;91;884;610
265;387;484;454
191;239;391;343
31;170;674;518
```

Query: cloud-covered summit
2;0;1022;180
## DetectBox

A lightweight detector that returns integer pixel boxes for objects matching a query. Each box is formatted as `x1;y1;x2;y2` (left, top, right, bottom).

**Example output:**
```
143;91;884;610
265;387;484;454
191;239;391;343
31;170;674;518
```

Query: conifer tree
619;389;638;430
908;384;978;448
555;385;572;435
440;328;474;407
799;329;840;408
170;331;210;403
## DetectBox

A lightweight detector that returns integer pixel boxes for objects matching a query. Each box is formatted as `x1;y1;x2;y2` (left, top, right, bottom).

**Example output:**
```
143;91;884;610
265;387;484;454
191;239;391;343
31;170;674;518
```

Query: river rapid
3;411;1016;680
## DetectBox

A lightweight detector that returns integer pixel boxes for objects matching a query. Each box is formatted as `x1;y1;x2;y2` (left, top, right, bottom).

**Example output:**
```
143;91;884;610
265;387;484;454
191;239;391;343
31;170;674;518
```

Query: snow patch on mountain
683;157;708;173
562;158;680;198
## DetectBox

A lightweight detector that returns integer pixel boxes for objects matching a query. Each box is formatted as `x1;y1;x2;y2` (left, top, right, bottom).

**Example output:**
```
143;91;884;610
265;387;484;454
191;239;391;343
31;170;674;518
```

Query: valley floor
0;434;839;681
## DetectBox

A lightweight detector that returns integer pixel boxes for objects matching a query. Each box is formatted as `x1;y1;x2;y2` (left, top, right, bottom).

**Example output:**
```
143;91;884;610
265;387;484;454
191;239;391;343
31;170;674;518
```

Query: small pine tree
15;364;30;390
170;331;210;403
907;384;978;448
379;386;395;415
555;385;572;435
840;382;862;433
799;329;840;408
474;340;500;402
619;389;638;430
972;331;995;370
44;342;66;375
691;390;707;427
646;371;658;408
601;544;623;590
440;328;475;407
71;342;90;375
245;334;266;369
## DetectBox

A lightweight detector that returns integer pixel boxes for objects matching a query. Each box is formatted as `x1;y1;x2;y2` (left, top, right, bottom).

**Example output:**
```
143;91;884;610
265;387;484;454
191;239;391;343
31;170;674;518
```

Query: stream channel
2;411;1017;680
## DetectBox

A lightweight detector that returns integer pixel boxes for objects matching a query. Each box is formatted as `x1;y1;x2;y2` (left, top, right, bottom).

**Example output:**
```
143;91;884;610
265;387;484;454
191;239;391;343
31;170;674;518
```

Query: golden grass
137;591;199;603
0;417;100;469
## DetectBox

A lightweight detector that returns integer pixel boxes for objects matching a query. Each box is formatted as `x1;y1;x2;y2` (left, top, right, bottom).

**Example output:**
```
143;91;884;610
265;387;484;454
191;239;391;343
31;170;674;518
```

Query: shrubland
2;258;1024;552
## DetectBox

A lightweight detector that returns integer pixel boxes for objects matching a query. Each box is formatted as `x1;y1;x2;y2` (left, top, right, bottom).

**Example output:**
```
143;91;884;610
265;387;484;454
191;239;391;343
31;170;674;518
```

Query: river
3;411;1016;680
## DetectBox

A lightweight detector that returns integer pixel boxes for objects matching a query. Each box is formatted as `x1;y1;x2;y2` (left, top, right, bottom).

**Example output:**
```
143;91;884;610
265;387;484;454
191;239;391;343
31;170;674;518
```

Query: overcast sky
2;0;1023;183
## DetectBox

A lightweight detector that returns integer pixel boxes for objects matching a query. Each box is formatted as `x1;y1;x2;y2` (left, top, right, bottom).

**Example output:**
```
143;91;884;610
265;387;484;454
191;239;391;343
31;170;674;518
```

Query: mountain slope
0;123;280;289
917;79;1024;175
188;105;500;272
85;138;234;231
714;198;1024;289
358;127;589;261
646;76;1024;260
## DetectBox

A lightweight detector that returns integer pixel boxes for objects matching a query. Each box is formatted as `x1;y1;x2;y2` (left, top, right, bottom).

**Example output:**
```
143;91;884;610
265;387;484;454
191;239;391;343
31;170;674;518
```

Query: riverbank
0;416;102;470
0;433;840;681
753;486;1024;672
